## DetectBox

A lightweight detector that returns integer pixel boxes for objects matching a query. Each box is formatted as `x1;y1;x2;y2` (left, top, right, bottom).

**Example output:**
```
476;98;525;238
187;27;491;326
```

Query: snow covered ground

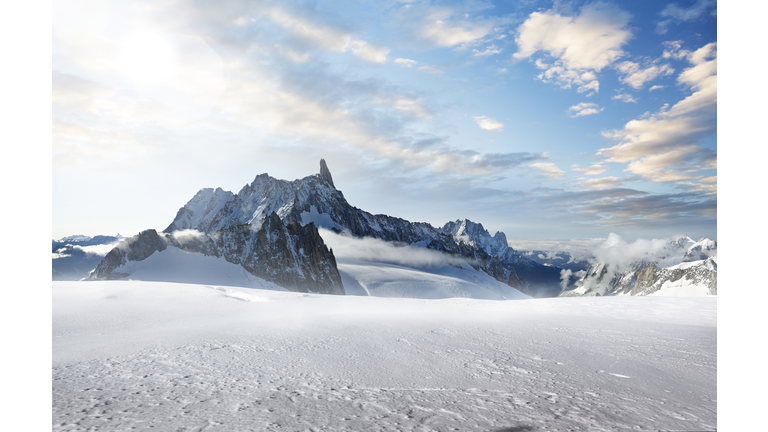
53;281;716;431
338;259;530;300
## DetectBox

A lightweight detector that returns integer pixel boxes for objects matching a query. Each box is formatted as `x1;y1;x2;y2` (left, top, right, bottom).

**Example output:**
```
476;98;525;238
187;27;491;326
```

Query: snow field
53;281;716;431
337;259;530;300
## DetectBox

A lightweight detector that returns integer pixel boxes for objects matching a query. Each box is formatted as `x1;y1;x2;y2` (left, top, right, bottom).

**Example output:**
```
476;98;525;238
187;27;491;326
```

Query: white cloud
615;61;674;89
417;64;444;75
529;162;565;180
266;7;389;63
473;116;504;131
662;40;691;60
472;45;502;57
419;8;497;47
513;2;633;93
572;164;607;175
598;43;717;195
649;85;664;91
568;102;603;117
395;58;417;67
656;0;717;34
372;96;432;120
578;176;623;189
212;62;538;178
348;40;390;63
612;93;637;103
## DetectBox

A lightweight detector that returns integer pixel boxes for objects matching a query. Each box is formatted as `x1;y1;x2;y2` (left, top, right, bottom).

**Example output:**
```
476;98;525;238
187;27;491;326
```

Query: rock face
319;158;334;188
87;215;345;295
630;258;717;296
164;187;235;234
683;238;717;262
87;230;168;280
161;160;563;297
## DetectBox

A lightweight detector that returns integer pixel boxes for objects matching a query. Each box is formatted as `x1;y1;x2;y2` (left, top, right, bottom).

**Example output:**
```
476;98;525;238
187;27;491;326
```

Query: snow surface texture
53;281;716;431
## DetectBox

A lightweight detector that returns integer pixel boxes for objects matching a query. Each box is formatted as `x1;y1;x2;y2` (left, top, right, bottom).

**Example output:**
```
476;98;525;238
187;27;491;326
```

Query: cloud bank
319;228;467;269
599;42;717;195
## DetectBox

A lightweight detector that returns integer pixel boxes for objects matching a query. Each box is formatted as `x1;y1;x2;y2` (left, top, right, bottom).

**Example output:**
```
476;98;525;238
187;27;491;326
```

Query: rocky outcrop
164;187;235;234
319;158;335;188
87;215;345;295
630;258;717;296
683;238;717;262
87;230;168;280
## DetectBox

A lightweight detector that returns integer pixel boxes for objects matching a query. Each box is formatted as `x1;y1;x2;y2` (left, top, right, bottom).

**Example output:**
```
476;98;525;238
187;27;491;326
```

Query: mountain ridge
160;160;563;297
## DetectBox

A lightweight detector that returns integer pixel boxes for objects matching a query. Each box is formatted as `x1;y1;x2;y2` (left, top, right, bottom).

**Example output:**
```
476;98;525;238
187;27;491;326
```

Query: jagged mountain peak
684;237;717;262
442;219;513;260
319;158;335;188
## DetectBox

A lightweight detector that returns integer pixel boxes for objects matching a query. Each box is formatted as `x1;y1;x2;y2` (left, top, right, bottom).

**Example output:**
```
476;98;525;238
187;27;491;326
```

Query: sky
51;0;718;241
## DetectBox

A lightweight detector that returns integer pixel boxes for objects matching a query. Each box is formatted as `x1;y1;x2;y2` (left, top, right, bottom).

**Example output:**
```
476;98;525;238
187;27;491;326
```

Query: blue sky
51;0;717;241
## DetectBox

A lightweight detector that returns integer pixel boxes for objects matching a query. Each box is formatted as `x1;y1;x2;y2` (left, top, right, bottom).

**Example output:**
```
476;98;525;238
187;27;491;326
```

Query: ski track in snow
53;281;716;431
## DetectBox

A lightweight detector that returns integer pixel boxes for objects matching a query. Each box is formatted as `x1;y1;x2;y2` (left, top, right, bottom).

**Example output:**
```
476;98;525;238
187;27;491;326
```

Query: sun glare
119;31;177;87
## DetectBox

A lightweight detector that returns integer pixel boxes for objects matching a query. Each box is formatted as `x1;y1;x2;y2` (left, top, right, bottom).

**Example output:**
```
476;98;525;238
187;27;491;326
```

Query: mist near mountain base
319;228;469;269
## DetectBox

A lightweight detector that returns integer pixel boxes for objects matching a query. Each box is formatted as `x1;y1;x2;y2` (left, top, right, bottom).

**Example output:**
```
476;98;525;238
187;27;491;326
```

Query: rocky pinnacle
320;159;335;188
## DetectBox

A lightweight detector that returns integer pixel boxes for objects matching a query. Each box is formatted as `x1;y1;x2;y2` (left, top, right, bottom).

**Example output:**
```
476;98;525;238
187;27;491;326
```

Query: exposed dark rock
320;158;335;188
87;229;167;280
87;217;345;295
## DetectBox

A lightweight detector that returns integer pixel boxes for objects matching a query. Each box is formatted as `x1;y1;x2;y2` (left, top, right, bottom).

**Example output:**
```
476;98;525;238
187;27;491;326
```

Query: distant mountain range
559;236;717;297
58;159;716;298
52;234;125;281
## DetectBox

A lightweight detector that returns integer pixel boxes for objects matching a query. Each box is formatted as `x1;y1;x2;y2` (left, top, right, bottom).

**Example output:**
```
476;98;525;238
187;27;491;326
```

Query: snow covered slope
53;281;717;432
106;246;288;291
338;260;530;300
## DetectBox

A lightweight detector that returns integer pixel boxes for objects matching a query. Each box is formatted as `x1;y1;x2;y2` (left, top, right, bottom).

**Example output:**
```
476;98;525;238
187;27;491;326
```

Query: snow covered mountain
159;159;562;297
559;236;717;297
87;214;345;295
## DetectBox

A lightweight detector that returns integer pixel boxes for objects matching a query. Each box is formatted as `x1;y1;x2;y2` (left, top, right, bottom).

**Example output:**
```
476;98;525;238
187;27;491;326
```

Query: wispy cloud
568;102;603;117
572;164;607;175
615;61;674;89
578;176;623;189
372;96;432;120
656;0;717;34
612;93;637;103
387;1;512;51
419;7;498;47
472;45;502;57
319;228;468;268
417;64;445;75
265;7;390;63
530;162;566;180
